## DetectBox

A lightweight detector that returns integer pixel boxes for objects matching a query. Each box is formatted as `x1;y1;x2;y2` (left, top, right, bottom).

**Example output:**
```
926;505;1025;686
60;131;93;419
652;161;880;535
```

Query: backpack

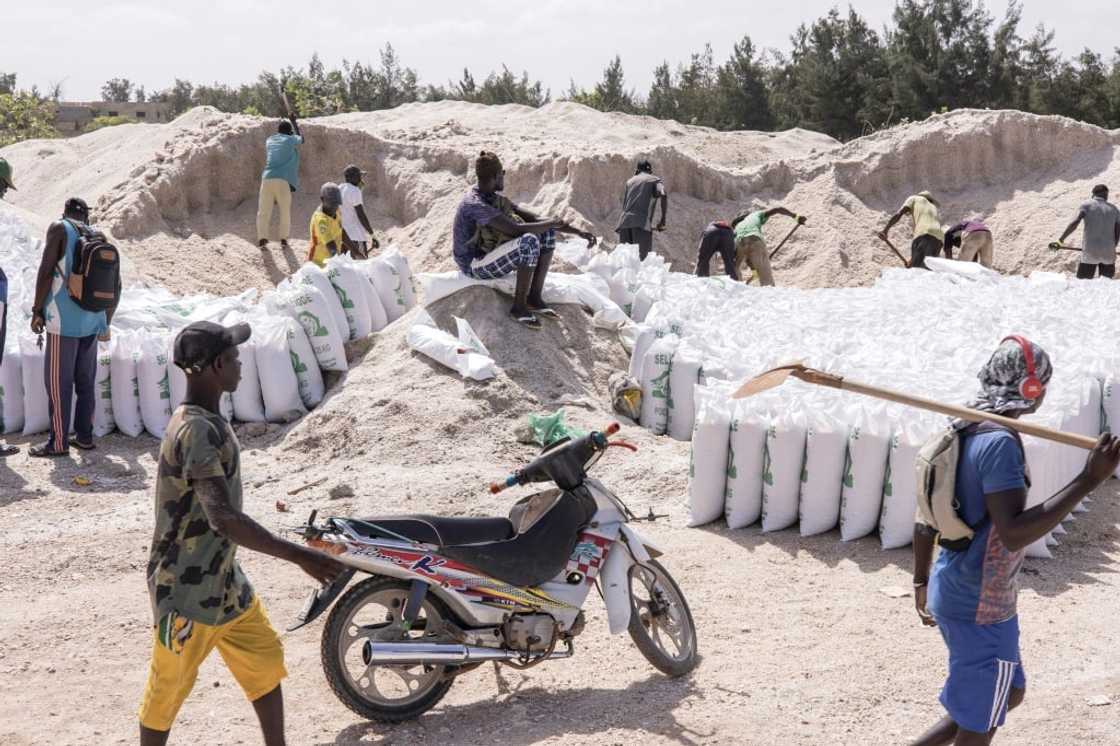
65;220;121;312
914;422;1026;551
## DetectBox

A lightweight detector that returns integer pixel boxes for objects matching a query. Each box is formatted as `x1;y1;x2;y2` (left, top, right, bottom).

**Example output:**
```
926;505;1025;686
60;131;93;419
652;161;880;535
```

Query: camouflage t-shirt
147;404;253;626
475;193;522;252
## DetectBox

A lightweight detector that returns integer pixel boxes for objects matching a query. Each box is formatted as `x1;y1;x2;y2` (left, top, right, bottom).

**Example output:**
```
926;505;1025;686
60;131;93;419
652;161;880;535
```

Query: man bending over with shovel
880;190;945;269
911;337;1120;745
452;151;595;329
730;204;806;286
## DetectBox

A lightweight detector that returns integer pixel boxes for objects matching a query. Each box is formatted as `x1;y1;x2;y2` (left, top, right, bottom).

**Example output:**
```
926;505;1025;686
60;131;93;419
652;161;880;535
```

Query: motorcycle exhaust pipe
363;641;571;665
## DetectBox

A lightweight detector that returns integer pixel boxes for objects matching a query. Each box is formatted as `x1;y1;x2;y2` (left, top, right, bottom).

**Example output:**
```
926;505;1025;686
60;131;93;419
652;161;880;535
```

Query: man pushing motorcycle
138;321;344;746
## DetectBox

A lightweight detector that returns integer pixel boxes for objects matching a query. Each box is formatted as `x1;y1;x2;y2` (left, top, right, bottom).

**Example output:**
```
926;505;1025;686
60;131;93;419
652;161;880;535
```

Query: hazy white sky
7;1;1118;101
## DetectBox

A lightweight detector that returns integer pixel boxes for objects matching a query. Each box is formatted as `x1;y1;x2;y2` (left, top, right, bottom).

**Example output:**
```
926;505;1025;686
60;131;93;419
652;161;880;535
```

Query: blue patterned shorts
467;230;555;280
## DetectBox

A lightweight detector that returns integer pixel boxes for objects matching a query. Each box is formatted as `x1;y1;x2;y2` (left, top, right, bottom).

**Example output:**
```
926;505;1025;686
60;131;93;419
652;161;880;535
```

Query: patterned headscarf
967;337;1052;416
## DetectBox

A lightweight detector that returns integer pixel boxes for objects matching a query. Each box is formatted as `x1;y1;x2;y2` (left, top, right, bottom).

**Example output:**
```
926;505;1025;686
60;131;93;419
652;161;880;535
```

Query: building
52;101;173;135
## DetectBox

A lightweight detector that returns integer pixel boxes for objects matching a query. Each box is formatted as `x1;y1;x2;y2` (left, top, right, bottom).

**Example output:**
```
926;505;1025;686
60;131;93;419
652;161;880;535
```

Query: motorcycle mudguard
600;538;633;635
286;568;356;632
620;524;661;561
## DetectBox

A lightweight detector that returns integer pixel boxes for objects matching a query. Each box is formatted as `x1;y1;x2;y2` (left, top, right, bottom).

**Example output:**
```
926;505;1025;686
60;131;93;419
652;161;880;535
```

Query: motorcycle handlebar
489;423;622;494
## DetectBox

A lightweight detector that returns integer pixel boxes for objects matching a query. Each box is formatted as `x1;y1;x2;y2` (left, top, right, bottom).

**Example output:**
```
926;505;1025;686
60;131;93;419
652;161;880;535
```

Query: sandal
527;303;559;319
509;309;542;330
0;444;19;457
70;438;97;451
29;443;69;458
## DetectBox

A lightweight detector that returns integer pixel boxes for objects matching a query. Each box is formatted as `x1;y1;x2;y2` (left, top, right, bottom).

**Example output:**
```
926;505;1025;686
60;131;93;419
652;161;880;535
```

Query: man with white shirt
339;164;380;259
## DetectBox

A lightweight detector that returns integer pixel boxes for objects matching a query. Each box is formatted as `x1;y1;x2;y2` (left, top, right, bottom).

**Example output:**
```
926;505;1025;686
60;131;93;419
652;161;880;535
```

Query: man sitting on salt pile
451;151;595;329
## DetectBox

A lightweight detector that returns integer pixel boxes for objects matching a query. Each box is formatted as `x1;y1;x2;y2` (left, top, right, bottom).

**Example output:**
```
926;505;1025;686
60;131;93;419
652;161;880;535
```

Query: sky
6;1;1119;102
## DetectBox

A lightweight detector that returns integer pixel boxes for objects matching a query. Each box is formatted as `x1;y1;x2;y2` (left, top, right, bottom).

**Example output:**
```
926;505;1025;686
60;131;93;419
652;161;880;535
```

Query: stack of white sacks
571;244;1120;555
0;208;416;440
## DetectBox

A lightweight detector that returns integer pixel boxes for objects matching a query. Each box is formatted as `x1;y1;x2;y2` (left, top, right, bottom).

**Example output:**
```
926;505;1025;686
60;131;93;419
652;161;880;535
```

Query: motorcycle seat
349;515;515;547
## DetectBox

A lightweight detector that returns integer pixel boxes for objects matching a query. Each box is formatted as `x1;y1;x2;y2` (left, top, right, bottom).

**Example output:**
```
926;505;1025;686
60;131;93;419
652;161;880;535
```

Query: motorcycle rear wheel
627;559;699;677
321;576;456;722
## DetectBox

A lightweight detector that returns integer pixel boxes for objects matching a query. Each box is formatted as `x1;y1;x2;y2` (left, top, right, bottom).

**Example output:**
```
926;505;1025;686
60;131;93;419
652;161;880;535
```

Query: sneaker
258;239;269;249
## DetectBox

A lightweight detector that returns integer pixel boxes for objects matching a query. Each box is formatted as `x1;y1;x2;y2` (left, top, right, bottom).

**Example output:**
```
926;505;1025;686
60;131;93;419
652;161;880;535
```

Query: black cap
173;321;251;374
64;197;89;220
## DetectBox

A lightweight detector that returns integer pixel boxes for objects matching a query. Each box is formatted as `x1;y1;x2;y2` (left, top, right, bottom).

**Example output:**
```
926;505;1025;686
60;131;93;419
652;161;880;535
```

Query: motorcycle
288;423;698;722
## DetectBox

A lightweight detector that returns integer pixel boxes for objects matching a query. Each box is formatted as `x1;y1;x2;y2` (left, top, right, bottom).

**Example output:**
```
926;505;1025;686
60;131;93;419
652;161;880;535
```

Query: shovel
768;221;804;260
1048;243;1120;255
874;232;911;268
732;362;1098;450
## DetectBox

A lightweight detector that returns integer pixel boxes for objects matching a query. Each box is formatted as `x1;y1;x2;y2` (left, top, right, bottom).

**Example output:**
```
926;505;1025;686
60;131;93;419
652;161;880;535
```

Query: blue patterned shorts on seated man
467;229;555;280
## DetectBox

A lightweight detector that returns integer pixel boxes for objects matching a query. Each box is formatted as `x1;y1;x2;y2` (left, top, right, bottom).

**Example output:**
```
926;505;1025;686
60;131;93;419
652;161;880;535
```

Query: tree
647;62;678;121
0;73;15;96
716;36;773;130
569;55;638;113
0;91;60;146
101;77;134;103
675;44;719;126
134;85;147;103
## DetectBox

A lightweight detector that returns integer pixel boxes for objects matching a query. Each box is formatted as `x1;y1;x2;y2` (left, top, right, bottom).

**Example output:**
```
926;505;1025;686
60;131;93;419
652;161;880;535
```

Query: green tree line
5;1;1120;147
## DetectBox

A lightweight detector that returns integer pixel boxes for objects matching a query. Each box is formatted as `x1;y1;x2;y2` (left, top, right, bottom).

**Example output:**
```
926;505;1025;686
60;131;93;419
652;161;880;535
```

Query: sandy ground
1;291;1118;746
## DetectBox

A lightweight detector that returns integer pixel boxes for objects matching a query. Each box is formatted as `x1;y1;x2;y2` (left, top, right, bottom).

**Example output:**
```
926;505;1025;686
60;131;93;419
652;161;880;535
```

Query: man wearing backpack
910;337;1120;745
29;198;119;458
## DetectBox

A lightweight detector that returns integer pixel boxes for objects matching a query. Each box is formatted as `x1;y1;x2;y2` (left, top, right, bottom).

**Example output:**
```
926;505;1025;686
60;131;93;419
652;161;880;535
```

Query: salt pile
572;244;1120;556
0;206;416;438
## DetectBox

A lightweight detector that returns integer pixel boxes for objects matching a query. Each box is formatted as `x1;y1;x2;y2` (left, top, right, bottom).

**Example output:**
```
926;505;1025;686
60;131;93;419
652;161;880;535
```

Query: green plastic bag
527;410;587;448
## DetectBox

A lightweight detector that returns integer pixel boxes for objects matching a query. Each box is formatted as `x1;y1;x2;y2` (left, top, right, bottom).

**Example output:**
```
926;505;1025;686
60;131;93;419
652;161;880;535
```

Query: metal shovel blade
731;362;807;399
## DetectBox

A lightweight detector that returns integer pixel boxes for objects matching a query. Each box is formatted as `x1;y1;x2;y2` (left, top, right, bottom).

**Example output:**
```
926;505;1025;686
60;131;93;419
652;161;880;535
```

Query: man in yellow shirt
879;190;946;269
307;183;345;267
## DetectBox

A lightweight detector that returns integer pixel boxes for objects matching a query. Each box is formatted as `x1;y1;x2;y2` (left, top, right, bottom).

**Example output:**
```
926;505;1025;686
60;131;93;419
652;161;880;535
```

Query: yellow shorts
138;597;287;731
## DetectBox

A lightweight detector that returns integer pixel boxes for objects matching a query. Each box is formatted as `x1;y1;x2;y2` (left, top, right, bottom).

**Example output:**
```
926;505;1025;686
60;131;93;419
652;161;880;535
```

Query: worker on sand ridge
339;164;379;259
452;151;596;330
880;190;946;269
257;114;303;252
616;159;667;261
137;320;344;746
910;337;1120;745
1051;184;1119;279
0;157;16;199
731;204;806;287
307;183;345;268
944;217;993;268
694;220;739;281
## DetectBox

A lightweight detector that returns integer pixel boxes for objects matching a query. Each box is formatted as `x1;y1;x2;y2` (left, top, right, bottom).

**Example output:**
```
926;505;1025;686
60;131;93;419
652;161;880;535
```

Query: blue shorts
936;615;1026;734
467;229;555;280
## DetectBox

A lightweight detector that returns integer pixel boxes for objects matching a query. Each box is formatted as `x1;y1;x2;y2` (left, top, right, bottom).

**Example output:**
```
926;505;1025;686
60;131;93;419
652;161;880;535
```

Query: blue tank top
44;220;107;338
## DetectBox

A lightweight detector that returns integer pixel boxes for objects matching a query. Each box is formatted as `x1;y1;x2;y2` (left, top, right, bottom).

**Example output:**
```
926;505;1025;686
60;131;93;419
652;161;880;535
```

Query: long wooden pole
875;233;910;268
768;222;803;260
793;368;1097;450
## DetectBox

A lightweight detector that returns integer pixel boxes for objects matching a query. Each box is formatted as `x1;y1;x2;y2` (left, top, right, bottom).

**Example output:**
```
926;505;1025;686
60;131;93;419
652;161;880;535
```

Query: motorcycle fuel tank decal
565;530;614;585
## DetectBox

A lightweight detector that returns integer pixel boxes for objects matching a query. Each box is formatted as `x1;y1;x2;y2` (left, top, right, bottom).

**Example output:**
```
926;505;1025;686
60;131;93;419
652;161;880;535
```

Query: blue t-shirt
927;429;1027;625
44;221;107;338
261;133;303;189
451;188;503;273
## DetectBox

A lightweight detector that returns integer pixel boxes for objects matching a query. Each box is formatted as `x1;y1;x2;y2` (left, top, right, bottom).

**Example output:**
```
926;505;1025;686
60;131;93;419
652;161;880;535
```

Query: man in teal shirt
731;204;805;286
256;114;303;251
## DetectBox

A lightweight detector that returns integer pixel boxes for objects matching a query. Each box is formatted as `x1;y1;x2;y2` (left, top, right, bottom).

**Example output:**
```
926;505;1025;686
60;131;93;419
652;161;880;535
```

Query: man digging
880;190;945;269
731;204;806;286
1051;184;1120;279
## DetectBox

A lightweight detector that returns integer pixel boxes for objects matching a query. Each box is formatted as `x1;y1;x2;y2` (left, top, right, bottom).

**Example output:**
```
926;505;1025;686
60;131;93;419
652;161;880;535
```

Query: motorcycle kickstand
401;579;429;632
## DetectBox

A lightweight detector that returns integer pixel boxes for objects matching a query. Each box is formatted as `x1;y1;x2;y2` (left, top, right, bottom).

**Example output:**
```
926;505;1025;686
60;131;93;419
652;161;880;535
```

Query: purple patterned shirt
452;188;503;273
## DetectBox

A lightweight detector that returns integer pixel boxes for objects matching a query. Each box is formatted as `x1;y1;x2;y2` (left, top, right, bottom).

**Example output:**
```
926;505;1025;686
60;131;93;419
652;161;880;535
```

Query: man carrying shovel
1050;184;1119;279
908;338;1120;745
731;205;806;286
879;190;945;269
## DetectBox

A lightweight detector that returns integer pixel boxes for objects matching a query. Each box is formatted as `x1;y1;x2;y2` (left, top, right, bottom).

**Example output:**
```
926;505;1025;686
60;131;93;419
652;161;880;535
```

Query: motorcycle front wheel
627;559;699;677
321;576;456;722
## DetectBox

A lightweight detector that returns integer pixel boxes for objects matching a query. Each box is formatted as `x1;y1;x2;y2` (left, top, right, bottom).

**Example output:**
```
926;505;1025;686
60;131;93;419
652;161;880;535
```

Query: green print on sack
389;266;405;307
131;375;139;397
158;372;170;401
333;284;354;311
688;447;695;478
289;350;308;375
650;368;670;400
762;426;775;486
726;444;737;481
99;377;112;400
297;310;329;338
842;427;860;488
882;434;898;497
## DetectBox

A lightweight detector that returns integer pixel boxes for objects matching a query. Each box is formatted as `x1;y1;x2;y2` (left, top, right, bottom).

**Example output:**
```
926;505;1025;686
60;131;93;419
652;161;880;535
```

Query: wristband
913;580;928;588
